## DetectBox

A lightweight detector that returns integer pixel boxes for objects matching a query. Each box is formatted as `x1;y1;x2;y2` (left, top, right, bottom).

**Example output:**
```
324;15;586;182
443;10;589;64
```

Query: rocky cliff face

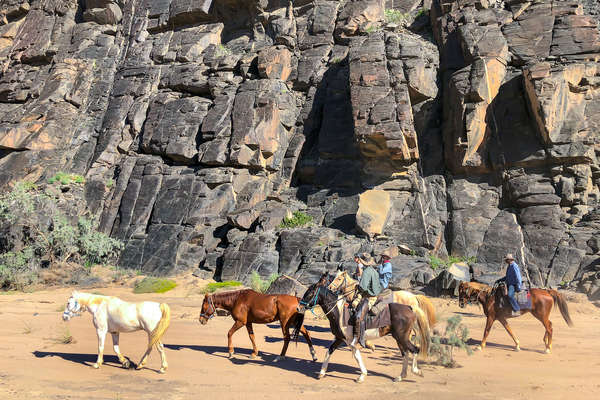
1;0;599;298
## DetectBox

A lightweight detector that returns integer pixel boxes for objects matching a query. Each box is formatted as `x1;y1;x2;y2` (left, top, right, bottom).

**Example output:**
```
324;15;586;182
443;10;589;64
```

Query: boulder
356;189;391;238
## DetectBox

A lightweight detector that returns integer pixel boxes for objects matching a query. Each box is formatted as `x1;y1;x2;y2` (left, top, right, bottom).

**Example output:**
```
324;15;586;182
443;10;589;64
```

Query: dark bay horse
295;273;422;383
458;281;573;353
199;289;317;362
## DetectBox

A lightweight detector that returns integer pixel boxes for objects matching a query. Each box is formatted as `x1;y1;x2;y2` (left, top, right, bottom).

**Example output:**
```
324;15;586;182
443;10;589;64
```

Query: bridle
62;299;81;320
299;286;341;317
328;272;357;300
199;295;216;321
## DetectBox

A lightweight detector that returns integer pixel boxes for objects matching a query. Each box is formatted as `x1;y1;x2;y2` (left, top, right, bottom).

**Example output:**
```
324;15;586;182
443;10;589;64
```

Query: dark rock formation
1;0;599;297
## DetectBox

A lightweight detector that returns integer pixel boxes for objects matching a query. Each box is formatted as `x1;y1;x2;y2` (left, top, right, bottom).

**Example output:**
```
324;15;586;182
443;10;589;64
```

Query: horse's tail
548;290;574;327
416;295;437;328
148;303;171;350
413;306;430;359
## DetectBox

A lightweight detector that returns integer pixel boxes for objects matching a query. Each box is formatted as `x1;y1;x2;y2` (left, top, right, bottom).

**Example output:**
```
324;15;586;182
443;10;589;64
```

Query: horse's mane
209;289;251;303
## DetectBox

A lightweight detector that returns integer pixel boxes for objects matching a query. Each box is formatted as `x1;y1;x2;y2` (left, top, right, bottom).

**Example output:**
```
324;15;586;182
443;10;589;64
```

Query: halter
199;295;216;320
62;299;80;320
299;286;340;317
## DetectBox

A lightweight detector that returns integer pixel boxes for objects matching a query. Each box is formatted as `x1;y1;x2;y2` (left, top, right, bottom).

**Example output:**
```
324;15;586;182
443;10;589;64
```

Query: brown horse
295;273;422;383
199;289;317;362
458;281;573;353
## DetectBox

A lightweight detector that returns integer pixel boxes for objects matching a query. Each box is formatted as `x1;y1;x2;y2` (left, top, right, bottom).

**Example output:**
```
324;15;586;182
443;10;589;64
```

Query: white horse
62;291;171;373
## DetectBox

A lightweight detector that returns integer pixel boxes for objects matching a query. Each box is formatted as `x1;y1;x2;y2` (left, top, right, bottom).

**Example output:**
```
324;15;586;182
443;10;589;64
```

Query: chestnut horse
199;289;317;362
458;281;573;353
295;273;421;383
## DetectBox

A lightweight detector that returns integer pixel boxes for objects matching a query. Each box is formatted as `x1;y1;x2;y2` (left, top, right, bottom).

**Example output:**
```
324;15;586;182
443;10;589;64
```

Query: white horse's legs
156;342;168;373
111;333;130;368
93;328;107;369
351;343;368;383
136;333;153;370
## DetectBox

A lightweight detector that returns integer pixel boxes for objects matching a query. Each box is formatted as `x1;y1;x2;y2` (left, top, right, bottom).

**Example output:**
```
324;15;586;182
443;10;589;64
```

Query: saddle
344;303;391;330
515;289;532;309
368;289;393;316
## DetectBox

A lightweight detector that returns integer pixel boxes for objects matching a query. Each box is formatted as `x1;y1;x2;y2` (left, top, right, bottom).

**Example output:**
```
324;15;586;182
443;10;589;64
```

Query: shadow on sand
32;351;147;371
164;343;398;381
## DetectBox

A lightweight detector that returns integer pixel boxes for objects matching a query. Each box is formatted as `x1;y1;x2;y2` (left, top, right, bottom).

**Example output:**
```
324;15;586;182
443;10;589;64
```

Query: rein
199;295;217;320
300;286;341;317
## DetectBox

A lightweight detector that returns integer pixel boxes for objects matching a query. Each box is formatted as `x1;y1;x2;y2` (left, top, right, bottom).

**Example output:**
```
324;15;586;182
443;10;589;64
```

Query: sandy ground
1;277;599;400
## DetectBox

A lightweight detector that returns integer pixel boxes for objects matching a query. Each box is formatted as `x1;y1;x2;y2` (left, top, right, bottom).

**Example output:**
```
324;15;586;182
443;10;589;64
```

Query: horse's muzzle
199;316;207;325
297;305;306;313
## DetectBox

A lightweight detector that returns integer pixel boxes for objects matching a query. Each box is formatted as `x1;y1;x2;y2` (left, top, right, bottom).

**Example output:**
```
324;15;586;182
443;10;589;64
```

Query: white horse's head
62;291;83;321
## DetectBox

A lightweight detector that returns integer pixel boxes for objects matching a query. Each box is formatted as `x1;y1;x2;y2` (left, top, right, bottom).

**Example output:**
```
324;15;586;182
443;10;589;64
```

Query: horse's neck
212;292;238;311
76;293;105;313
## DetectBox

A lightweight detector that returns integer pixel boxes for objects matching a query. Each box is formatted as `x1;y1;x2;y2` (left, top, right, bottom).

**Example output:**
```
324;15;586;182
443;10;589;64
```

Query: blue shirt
378;261;392;289
506;261;522;290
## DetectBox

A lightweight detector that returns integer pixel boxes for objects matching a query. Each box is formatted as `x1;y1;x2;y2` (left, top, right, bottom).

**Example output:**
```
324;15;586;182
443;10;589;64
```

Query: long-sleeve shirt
378;261;393;289
358;266;382;297
505;261;522;290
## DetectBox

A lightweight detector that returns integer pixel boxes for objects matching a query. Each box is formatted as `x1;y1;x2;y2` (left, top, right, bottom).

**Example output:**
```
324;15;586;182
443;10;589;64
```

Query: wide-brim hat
357;252;375;266
504;253;515;261
381;248;394;259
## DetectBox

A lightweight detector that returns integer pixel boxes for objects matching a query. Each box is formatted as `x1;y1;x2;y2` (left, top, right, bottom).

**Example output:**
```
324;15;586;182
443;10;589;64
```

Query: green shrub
106;178;114;188
77;218;124;265
279;211;313;228
133;277;177;294
416;8;429;18
384;9;410;24
429;254;477;270
48;172;85;185
0;181;124;289
250;271;279;293
429;315;473;367
201;280;243;293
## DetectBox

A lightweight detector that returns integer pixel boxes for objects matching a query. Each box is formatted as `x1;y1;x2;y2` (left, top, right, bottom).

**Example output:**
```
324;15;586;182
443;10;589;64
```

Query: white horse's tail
148;303;171;350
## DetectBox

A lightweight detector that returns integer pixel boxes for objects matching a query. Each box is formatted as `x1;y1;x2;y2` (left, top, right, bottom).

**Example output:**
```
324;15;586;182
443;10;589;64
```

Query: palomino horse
458;281;573;353
328;270;435;357
198;289;318;362
295;273;422;383
62;291;171;373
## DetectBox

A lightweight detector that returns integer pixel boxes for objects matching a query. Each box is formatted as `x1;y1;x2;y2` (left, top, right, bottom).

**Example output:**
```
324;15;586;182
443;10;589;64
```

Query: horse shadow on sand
32;351;161;372
464;338;541;354
164;343;406;382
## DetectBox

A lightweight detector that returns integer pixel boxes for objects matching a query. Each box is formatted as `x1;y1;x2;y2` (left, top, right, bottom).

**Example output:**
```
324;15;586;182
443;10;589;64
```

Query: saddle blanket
344;304;392;330
515;289;532;309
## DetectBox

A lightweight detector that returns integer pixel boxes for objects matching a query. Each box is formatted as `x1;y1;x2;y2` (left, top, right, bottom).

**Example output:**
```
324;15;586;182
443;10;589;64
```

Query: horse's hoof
159;368;167;374
515;346;520;352
394;377;402;383
316;372;325;380
273;356;282;363
312;356;318;362
122;360;131;369
92;363;100;369
545;348;551;354
475;345;483;351
250;353;258;359
355;374;366;383
413;368;422;376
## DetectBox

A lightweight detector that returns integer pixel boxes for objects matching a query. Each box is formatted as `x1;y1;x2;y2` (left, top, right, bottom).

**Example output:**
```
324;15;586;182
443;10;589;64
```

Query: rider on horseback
353;250;394;347
499;253;523;317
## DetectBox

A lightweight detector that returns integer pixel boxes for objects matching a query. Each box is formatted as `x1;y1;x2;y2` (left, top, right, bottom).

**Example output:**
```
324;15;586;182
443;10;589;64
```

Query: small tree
429;315;473;367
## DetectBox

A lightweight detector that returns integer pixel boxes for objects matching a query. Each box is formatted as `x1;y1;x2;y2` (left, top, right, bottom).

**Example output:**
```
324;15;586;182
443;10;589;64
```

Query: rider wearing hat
501;253;523;317
353;252;373;280
352;250;394;347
